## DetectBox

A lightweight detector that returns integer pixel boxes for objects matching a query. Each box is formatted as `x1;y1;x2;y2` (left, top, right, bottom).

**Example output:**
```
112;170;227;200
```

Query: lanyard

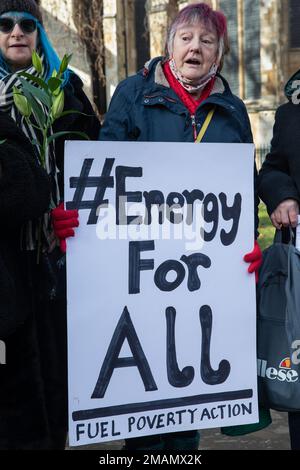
195;107;216;143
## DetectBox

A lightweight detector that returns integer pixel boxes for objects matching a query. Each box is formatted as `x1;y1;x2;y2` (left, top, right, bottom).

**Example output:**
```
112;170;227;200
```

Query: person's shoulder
63;72;86;107
231;94;248;115
65;71;94;102
107;75;143;111
275;101;300;121
226;89;248;114
113;57;163;97
115;73;144;94
62;72;96;117
216;74;248;114
65;71;84;93
226;92;250;125
114;73;147;97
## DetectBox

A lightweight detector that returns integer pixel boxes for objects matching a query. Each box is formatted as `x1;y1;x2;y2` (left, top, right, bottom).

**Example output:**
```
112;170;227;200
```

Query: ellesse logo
279;357;291;369
258;357;299;383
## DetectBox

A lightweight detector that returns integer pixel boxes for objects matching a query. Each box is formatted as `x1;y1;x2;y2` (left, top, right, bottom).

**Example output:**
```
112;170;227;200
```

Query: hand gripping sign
64;141;258;446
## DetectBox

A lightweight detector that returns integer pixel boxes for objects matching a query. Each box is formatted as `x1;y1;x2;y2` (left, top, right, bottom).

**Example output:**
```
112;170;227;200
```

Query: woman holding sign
100;2;261;450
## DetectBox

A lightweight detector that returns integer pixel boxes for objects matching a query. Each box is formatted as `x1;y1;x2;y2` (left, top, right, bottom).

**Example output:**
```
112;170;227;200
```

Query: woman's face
172;22;219;82
0;15;38;71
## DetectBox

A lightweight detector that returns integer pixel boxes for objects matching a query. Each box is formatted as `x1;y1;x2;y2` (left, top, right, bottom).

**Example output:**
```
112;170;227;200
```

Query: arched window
289;0;300;48
219;0;239;96
219;0;260;100
244;0;260;100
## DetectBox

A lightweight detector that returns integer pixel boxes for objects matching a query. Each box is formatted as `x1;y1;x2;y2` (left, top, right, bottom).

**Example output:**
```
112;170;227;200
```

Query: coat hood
285;69;300;102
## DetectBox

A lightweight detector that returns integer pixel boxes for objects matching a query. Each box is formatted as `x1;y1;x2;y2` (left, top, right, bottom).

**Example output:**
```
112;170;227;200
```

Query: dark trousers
288;412;300;450
34;295;68;449
0;251;68;450
30;250;68;449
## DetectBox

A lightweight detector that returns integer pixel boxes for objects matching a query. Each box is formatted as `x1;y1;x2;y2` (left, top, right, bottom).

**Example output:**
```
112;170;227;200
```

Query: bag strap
274;228;294;245
274;230;283;244
195;107;216;143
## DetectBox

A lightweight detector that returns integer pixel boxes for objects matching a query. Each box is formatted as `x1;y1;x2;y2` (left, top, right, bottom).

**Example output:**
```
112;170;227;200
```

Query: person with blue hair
0;0;100;449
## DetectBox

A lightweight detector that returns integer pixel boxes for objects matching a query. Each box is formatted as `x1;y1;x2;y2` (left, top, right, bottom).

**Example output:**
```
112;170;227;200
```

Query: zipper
191;114;197;141
143;94;177;103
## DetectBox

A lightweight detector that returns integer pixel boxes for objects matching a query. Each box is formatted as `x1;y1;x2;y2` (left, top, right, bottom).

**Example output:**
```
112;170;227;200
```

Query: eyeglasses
0;17;37;34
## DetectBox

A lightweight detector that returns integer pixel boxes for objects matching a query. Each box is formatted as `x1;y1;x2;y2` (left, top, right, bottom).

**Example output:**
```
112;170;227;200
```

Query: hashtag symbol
66;158;115;225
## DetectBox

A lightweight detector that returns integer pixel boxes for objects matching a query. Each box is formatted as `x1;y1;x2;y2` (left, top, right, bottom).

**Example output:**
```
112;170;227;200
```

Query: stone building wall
247;0;280;148
39;0;93;101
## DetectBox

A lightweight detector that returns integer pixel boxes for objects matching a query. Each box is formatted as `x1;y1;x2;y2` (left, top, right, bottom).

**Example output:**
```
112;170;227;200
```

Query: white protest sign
64;141;258;447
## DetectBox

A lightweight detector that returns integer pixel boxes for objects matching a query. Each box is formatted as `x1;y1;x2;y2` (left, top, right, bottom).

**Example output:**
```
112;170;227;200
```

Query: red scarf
163;61;215;116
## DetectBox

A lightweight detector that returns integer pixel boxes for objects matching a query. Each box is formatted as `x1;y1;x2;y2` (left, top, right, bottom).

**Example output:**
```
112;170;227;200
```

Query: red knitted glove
51;202;79;253
244;240;262;283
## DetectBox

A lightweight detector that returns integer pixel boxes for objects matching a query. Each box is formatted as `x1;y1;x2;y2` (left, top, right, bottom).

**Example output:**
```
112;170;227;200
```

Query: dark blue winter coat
100;57;253;144
258;68;300;215
100;57;258;234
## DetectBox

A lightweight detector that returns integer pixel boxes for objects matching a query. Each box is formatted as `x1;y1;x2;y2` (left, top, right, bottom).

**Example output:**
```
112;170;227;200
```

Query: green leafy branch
13;51;88;168
12;52;89;262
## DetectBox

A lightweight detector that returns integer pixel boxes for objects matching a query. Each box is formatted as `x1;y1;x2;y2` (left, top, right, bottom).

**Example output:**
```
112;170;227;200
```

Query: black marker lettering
91;307;157;398
129;241;155;294
116;165;143;225
166;307;194;387
219;192;242;246
199;305;231;385
180;253;211;292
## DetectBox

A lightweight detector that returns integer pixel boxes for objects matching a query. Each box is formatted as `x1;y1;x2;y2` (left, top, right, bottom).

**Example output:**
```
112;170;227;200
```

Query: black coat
0;112;52;449
258;70;300;215
0;113;50;338
54;73;100;193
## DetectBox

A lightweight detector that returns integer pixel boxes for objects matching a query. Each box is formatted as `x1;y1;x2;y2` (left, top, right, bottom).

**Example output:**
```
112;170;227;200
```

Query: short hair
166;2;229;71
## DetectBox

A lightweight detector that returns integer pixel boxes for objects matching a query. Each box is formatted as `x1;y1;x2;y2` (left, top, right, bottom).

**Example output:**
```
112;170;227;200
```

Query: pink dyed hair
165;2;229;70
